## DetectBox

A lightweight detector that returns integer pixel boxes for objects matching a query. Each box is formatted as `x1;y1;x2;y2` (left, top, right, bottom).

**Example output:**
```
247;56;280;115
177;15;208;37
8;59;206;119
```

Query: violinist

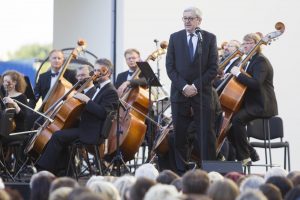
36;62;119;175
227;33;278;165
1;70;28;133
29;49;77;109
114;48;147;93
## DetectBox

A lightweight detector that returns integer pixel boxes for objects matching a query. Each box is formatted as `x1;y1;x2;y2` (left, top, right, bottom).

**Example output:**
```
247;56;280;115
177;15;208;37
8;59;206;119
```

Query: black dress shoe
250;150;260;162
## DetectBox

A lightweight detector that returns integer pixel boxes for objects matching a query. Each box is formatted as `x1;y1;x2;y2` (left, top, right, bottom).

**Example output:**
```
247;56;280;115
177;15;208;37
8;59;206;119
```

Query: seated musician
227;33;278;165
114;48;147;93
36;62;119;176
1;70;29;165
29;49;77;109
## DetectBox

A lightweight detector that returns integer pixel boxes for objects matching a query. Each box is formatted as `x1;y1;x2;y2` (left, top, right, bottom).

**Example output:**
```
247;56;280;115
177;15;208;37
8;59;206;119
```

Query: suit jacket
79;82;118;144
115;70;147;89
166;29;218;105
30;69;77;107
237;53;278;117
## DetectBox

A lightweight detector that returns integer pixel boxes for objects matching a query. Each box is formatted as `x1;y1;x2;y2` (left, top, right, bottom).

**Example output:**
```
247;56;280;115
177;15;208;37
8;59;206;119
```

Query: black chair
246;116;291;172
67;111;116;179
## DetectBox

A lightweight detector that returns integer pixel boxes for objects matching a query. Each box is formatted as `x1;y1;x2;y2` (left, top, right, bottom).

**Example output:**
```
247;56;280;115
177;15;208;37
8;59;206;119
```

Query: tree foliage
7;43;52;60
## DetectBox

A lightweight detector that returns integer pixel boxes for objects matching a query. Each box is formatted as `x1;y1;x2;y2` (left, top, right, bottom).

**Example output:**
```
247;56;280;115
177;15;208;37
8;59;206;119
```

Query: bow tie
51;72;59;77
128;71;134;76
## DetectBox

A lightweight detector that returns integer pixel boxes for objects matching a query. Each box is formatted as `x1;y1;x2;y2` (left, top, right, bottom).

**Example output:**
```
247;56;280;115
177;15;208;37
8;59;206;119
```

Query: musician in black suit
36;62;118;175
228;33;278;165
114;48;146;91
166;7;218;174
29;49;77;108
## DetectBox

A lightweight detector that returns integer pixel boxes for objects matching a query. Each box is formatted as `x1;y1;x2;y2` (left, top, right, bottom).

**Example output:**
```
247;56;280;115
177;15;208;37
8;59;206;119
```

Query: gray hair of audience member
287;170;300;180
240;175;265;193
71;192;108;200
208;178;240;200
156;170;180;185
87;181;120;200
49;177;79;193
135;163;159;181
258;183;282;200
171;178;183;192
291;174;300;187
113;175;136;200
265;176;293;198
208;171;224;185
129;177;156;200
264;167;288;181
144;184;181;200
29;170;56;188
67;186;93;200
49;187;73;200
183;194;213;200
86;175;105;187
182;169;210;195
236;189;267;200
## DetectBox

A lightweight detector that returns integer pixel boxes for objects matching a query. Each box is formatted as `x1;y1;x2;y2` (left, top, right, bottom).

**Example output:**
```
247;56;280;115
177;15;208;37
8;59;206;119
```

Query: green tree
7;43;52;60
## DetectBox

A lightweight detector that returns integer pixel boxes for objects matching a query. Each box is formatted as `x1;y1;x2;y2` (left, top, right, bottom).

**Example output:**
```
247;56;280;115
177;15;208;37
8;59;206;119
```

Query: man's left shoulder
201;29;216;39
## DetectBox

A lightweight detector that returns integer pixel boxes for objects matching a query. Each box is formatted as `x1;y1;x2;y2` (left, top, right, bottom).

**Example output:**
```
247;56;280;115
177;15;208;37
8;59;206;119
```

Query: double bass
216;22;285;153
106;41;168;162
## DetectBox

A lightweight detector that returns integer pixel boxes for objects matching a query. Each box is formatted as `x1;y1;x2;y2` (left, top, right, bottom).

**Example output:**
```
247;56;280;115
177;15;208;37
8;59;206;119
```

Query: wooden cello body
216;22;285;153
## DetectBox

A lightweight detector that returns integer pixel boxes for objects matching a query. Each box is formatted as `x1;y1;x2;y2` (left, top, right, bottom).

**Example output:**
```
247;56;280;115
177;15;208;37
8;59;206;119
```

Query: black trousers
36;128;81;174
171;100;216;173
227;108;256;161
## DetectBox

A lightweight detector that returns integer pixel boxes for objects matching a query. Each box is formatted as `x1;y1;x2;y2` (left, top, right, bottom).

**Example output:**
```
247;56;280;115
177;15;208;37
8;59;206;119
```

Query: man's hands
73;93;90;103
230;66;241;77
183;84;198;97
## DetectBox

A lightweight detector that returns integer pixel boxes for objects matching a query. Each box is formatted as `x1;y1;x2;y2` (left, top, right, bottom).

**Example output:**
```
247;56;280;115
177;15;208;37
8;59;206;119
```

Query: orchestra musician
36;62;119;176
114;48;146;92
165;6;218;174
227;33;277;165
29;49;77;109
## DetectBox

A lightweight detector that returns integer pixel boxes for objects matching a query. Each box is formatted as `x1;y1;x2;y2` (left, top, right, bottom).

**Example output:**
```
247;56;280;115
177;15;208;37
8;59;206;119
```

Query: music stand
136;61;162;162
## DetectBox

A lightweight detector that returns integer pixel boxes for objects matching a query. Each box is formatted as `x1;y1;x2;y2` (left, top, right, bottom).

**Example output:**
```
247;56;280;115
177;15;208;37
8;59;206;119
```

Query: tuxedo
166;29;218;173
227;53;278;161
114;70;147;89
36;82;118;174
30;69;77;108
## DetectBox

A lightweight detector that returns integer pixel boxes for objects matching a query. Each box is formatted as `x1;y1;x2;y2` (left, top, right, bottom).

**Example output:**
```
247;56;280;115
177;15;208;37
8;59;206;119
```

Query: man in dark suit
36;61;118;175
30;49;77;109
228;33;278;165
114;48;146;92
166;6;218;174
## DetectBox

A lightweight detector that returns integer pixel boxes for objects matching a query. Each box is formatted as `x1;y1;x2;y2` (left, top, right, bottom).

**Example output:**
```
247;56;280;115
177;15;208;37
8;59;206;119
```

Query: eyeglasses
182;17;198;22
242;42;255;45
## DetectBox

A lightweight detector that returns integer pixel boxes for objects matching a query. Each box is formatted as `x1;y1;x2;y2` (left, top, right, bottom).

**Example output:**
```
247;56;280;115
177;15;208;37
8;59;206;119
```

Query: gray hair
184;7;203;19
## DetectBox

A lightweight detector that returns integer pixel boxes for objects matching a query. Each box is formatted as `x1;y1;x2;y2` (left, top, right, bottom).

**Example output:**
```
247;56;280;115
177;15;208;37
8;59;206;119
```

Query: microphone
195;27;203;42
154;39;159;43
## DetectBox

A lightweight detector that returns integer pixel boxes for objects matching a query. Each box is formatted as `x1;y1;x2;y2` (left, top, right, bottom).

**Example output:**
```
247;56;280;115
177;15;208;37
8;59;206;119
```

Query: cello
106;41;168;162
216;22;285;153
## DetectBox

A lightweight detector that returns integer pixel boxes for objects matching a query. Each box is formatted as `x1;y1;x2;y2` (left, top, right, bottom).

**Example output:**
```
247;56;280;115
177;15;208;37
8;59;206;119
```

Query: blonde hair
2;70;27;93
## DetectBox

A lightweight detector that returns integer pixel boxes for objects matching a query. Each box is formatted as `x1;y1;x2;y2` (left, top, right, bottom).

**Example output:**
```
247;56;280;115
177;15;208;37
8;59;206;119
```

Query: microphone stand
195;29;204;167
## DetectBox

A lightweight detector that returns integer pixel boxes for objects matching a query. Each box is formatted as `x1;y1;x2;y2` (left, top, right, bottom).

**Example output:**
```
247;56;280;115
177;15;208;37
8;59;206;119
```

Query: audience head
67;186;93;200
240;175;265;193
49;187;72;200
284;185;300;200
225;172;245;185
144;184;181;200
207;178;239;200
30;170;56;200
156;170;180;184
259;183;282;200
171;178;183;192
208;171;224;185
129;177;156;200
287;170;300;180
236;189;267;200
264;167;288;181
87;181;120;200
182;169;210;194
266;176;293;198
0;190;10;200
49;177;79;193
86;175;105;187
113;175;136;200
135;163;159;181
291;174;300;187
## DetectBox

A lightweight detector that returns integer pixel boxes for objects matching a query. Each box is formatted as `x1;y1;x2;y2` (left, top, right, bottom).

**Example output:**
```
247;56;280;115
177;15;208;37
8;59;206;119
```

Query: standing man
115;48;146;93
228;33;277;165
30;49;77;109
166;6;218;173
36;62;118;175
